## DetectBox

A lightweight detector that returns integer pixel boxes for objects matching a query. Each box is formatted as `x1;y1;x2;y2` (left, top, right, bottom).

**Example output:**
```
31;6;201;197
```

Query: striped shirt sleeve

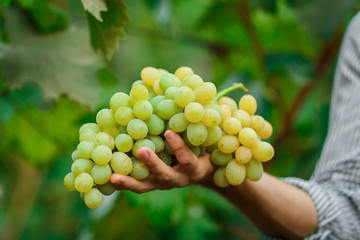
261;12;360;240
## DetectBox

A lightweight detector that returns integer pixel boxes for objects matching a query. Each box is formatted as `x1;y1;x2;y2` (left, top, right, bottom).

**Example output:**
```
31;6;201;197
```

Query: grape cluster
63;66;274;209
211;95;274;188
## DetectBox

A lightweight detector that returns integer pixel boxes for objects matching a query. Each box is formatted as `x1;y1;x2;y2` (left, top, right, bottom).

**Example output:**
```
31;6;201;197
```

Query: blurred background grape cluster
0;0;359;239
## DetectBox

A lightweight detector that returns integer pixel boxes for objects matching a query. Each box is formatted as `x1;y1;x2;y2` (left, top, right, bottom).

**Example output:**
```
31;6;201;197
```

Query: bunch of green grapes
64;66;232;209
210;95;274;188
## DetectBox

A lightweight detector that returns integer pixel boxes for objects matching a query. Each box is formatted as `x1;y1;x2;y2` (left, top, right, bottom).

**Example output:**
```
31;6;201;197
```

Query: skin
110;130;318;240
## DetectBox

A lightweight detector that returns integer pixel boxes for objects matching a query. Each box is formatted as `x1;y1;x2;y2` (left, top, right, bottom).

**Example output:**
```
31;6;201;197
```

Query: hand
110;130;215;193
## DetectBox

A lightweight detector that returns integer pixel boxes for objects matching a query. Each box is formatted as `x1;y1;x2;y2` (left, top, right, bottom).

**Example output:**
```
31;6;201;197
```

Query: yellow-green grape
186;122;208;146
133;100;153;120
165;87;178;99
157;151;173;166
71;150;80;161
218;135;240;154
103;126;120;139
96;109;117;130
141;67;161;86
79;123;101;135
174;86;195;107
194;82;216;105
235;146;252;164
246;159;263;181
174;66;194;81
130;158;150;180
218;96;238;112
71;159;94;176
225;160;246;185
250;115;265;133
115;107;135;126
110;92;130;112
201;126;222;147
98;182;115;196
223;117;242;135
210;149;232;166
182;74;204;90
239;94;257;116
111;152;133;175
150;95;166;111
92;145;112;165
79;129;97;142
77;141;96;159
238;128;258;147
95;132;115;150
232;109;251;128
251;141;274;162
156;99;182;120
74;173;93;193
258;120;273;140
153;79;163;94
165;141;175;155
146;135;165;153
115;134;133;152
127;119;148;140
130;84;149;103
132;139;156;158
158;68;168;75
201;109;221;128
220;104;232;122
132;80;144;88
213;167;229;188
159;73;181;92
191;146;200;157
64;172;76;191
145;114;165;135
204;102;223;116
90;163;112;185
184;102;204;123
169;113;189;132
84;188;103;209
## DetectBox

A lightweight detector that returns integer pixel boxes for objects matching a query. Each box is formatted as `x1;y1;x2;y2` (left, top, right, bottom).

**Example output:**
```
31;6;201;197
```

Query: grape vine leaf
0;7;103;109
86;0;130;60
81;0;108;22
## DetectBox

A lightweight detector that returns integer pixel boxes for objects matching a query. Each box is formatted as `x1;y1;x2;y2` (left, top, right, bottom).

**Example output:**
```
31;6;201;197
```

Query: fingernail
166;131;175;141
138;149;149;160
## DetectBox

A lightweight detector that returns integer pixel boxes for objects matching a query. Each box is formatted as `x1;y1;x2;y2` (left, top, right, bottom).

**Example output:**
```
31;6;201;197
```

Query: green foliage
1;0;359;239
86;0;130;60
81;0;108;22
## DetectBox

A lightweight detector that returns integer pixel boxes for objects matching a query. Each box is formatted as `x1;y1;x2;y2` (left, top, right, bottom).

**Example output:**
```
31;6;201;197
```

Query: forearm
204;173;318;240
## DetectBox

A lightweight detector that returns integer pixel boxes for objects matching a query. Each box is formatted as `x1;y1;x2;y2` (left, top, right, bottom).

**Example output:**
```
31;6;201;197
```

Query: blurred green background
0;0;359;239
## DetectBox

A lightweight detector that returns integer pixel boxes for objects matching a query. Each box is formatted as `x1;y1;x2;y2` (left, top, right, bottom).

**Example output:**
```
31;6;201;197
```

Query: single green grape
169;113;189;132
115;107;135;126
156;99;182;120
127;119;148;140
133;100;153;120
145;114;165;135
186;122;208;146
159;73;181;92
174;86;195;107
115;134;133;152
110;92;130;111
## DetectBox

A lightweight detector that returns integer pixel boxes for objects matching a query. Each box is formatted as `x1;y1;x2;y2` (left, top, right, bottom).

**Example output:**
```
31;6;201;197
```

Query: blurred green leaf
16;0;68;33
87;0;130;60
81;0;108;22
293;0;358;38
0;7;102;108
0;97;14;122
97;68;117;87
250;0;277;13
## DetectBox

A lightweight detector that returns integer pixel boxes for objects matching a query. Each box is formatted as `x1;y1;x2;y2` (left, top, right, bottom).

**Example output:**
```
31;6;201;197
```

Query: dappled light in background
0;0;359;239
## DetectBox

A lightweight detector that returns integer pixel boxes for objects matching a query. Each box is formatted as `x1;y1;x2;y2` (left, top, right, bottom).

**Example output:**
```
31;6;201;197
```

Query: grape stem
214;83;249;102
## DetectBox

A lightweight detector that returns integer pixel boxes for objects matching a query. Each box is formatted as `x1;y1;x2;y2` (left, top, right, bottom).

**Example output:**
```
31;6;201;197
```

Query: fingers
137;147;176;182
110;173;152;194
164;130;197;168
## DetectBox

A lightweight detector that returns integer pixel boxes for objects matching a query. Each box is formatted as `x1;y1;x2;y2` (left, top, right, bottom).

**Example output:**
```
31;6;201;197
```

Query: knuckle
157;172;172;182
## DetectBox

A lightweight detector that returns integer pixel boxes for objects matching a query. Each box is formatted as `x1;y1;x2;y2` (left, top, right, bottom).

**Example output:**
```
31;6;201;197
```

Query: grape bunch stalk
63;66;274;209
